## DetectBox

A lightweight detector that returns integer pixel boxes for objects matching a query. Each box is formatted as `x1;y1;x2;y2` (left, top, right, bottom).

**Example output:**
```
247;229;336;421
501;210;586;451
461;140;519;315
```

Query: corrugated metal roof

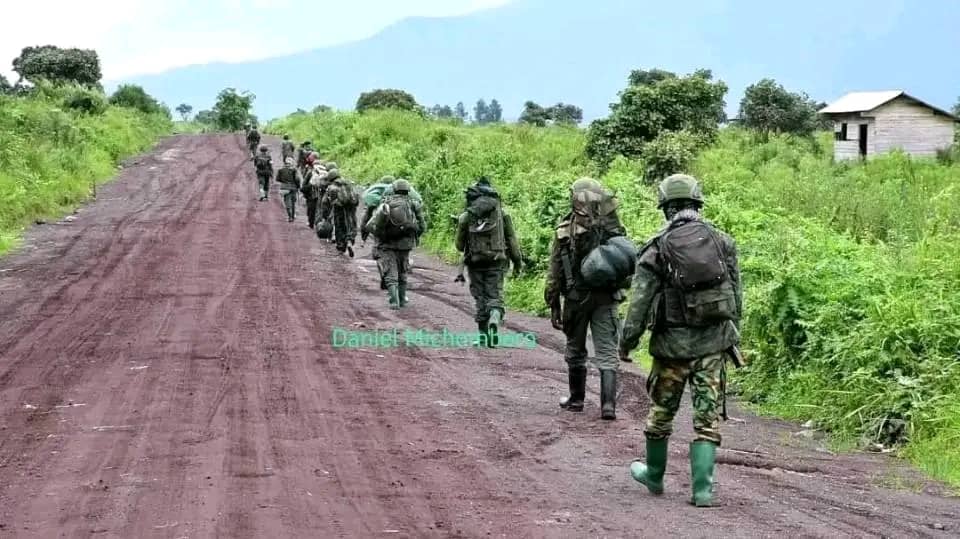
818;91;904;114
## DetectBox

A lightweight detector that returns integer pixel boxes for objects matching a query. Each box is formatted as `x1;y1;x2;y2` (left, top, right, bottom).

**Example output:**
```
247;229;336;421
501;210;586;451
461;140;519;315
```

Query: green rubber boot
689;441;717;507
387;285;400;310
630;437;667;495
398;284;409;307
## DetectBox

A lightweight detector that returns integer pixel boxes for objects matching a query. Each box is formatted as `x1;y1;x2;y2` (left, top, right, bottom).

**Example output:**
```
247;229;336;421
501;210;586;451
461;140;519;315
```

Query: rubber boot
387;285;400;310
487;309;502;348
398;284;409;307
474;321;488;347
630;437;668;495
689;441;717;507
559;366;586;412
600;369;617;420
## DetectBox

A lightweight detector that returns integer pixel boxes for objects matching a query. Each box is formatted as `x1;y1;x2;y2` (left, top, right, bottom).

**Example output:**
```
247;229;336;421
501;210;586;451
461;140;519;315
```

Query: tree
109;84;165;116
487;99;503;123
738;78;820;137
195;110;217;125
548;103;583;125
585;68;727;170
355;89;419;113
212;88;255;131
175;103;193;121
12;45;102;86
455;102;468;121
0;74;11;95
312;104;332;114
430;104;454;118
474;99;489;124
518;101;551;126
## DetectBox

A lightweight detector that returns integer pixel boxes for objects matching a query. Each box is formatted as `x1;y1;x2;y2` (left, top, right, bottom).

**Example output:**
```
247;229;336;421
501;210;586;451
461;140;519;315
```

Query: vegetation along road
0;134;957;537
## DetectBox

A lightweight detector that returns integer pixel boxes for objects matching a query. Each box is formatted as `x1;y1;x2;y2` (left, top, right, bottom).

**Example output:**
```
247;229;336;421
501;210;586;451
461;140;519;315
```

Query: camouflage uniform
544;178;627;420
296;142;314;177
619;174;742;508
366;179;425;309
281;136;296;161
455;178;523;346
246;129;261;158
320;176;359;256
253;147;273;201
362;176;396;290
275;157;303;222
301;154;325;229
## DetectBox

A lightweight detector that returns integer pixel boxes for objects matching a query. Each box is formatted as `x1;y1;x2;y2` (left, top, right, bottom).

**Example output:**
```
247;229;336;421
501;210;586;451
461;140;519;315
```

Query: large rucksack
657;220;738;327
465;196;506;264
568;188;634;290
254;155;272;175
378;195;418;240
332;180;359;207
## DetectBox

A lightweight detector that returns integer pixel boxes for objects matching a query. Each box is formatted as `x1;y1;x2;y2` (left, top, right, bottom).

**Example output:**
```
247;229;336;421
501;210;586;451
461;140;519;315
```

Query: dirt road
0;134;957;538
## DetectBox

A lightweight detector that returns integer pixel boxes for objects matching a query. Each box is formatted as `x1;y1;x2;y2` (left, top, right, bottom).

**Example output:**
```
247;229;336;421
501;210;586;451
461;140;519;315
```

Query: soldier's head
392;178;411;195
303;141;313;148
284;157;295;167
259;145;269;153
305;154;316;165
380;175;396;184
283;135;290;141
325;161;338;171
326;169;341;181
657;174;704;220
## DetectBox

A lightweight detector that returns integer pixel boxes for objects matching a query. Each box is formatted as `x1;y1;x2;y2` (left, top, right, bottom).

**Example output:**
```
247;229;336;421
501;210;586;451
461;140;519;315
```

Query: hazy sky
0;0;511;82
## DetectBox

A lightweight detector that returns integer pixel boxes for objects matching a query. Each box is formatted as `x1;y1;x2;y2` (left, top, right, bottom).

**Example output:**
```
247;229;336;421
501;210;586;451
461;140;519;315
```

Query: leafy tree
738;78;820;137
455;102;468;121
0;74;11;95
518;101;550;126
487;99;503;123
313;104;332;113
356;88;419;113
195;109;217;125
548;103;583;125
109;84;165;116
212;88;255;131
430;104;454;118
640;130;708;183
585;68;727;170
175;103;193;121
12;45;102;86
64;88;107;115
474;99;489;124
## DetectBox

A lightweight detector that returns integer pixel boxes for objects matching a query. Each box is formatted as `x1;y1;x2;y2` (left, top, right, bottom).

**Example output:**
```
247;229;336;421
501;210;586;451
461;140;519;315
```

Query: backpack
567;188;631;289
379;195;418;239
254;155;272;175
465;196;506;264
333;180;359;207
657;220;738;327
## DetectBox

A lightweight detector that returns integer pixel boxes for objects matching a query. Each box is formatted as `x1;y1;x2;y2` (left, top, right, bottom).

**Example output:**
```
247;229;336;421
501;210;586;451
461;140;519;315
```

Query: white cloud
0;0;513;83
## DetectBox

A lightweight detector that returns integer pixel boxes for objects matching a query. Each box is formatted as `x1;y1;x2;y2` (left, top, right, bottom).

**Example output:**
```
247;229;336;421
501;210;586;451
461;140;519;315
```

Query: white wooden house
818;91;958;161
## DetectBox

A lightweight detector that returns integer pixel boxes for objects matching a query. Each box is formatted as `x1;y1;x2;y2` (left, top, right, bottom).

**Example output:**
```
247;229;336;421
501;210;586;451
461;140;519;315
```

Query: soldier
275;157;303;222
246;127;261;159
281;135;296;161
253;146;273;201
365;179;425;309
455;177;523;347
544;178;629;421
321;172;360;256
296;141;314;176
362;176;395;290
619;174;742;508
301;154;324;229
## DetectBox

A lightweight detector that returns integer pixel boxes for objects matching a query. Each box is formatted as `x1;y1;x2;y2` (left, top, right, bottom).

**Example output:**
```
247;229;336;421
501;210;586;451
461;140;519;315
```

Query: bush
64;88;107;115
640;130;708;183
109;84;164;116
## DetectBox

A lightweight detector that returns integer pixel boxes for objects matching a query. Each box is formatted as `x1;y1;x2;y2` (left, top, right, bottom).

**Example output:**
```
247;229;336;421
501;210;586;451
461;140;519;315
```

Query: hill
119;0;960;122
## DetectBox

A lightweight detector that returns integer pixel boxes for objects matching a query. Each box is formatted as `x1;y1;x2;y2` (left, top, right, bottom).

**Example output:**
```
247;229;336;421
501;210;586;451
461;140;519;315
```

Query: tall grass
0;83;171;253
268;109;960;488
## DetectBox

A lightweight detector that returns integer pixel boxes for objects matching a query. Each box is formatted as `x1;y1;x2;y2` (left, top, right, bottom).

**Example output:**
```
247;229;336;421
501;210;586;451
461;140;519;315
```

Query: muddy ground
0;134;957;538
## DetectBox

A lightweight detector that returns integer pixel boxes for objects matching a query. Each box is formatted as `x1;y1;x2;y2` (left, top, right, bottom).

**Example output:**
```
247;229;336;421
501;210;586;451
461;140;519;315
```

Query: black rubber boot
559;366;587;412
600;370;617;420
474;321;488;347
487;309;502;348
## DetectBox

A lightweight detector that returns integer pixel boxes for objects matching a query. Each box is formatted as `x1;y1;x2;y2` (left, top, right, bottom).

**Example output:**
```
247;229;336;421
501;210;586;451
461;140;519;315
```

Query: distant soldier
544;178;633;421
320;172;360;256
455;177;523;347
362;176;395;290
296;141;314;176
246;127;261;159
619;174;742;508
302;155;330;229
253;146;273;201
275;157;303;222
281;135;296;161
365;179;425;309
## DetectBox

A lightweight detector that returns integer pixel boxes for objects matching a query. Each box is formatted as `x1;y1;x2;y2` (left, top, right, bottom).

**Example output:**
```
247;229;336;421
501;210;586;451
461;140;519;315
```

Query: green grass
267;109;960;489
0;84;171;254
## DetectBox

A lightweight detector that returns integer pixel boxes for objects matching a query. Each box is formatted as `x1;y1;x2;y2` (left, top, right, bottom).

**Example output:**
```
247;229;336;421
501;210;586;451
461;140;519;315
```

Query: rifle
449;214;467;284
725;324;746;368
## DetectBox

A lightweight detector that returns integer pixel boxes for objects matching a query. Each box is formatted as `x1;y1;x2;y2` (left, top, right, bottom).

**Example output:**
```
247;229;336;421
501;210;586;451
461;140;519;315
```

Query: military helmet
326;161;338;170
392;178;411;193
380;175;396;184
259;145;268;152
657;174;704;208
326;169;341;181
571;177;604;194
283;135;290;140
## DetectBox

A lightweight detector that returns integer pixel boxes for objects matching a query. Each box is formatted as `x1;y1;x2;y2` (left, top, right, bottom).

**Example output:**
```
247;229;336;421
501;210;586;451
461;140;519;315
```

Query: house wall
870;98;956;157
829;114;876;161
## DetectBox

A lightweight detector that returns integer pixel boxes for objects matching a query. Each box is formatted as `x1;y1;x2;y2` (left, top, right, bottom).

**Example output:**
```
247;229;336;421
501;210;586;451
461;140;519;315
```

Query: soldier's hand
550;305;563;331
619;348;632;363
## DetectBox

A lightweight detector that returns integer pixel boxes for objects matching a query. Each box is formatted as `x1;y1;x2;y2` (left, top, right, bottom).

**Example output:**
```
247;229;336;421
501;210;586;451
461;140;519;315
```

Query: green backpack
378;195;418;239
465;196;506;264
333;180;359;207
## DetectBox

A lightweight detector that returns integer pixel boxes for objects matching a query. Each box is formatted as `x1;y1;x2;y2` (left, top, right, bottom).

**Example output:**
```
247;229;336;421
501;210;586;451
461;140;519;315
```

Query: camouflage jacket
275;166;303;190
544;210;627;306
619;210;742;361
281;141;296;158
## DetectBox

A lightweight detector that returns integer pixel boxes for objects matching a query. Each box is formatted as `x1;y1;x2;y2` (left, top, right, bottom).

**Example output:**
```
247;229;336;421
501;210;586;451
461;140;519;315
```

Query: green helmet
380;175;396;183
259;145;268;152
326;161;338;170
392;178;411;193
283;134;289;140
657;174;704;208
571;177;604;194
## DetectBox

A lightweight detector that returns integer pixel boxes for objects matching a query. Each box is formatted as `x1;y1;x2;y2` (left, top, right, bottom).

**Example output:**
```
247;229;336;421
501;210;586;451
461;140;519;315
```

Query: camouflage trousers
333;206;357;252
257;174;270;199
467;261;507;323
280;189;297;220
645;353;724;444
379;248;410;288
562;294;621;372
305;197;319;228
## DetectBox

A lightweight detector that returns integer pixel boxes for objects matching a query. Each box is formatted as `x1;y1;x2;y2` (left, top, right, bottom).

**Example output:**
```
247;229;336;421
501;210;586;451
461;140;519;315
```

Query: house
818;91;958;161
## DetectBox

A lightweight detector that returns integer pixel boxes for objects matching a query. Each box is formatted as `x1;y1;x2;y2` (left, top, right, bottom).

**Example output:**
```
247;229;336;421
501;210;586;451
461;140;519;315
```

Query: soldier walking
455;177;523;347
362;176;396;290
320;172;360;256
544;178;630;421
275;157;303;222
365;179;425;309
246;127;261;159
253;146;273;201
281;135;296;161
296;141;314;176
619;174;742;507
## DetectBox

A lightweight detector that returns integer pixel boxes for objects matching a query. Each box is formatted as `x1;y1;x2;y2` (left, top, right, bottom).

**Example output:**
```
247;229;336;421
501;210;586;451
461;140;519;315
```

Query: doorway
858;124;868;158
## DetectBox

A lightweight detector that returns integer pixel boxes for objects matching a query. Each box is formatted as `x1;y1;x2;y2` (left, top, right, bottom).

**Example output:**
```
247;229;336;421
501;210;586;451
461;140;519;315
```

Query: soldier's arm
502;212;523;268
361;207;374;240
544;236;563;308
619;246;661;355
415;204;427;235
455;213;469;253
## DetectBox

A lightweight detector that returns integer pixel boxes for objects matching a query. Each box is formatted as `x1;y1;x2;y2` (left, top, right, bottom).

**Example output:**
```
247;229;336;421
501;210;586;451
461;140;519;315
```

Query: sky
0;0;511;83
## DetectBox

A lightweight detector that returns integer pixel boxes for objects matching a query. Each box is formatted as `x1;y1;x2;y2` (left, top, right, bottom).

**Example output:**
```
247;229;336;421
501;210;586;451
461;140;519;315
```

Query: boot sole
560;404;584;412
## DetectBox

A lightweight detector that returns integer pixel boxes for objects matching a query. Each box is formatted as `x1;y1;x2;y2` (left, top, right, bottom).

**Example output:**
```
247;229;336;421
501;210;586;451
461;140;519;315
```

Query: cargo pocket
683;281;737;326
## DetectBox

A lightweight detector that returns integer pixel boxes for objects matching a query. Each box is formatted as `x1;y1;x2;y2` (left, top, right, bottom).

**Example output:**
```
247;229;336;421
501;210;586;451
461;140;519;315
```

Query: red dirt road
0;134;958;538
